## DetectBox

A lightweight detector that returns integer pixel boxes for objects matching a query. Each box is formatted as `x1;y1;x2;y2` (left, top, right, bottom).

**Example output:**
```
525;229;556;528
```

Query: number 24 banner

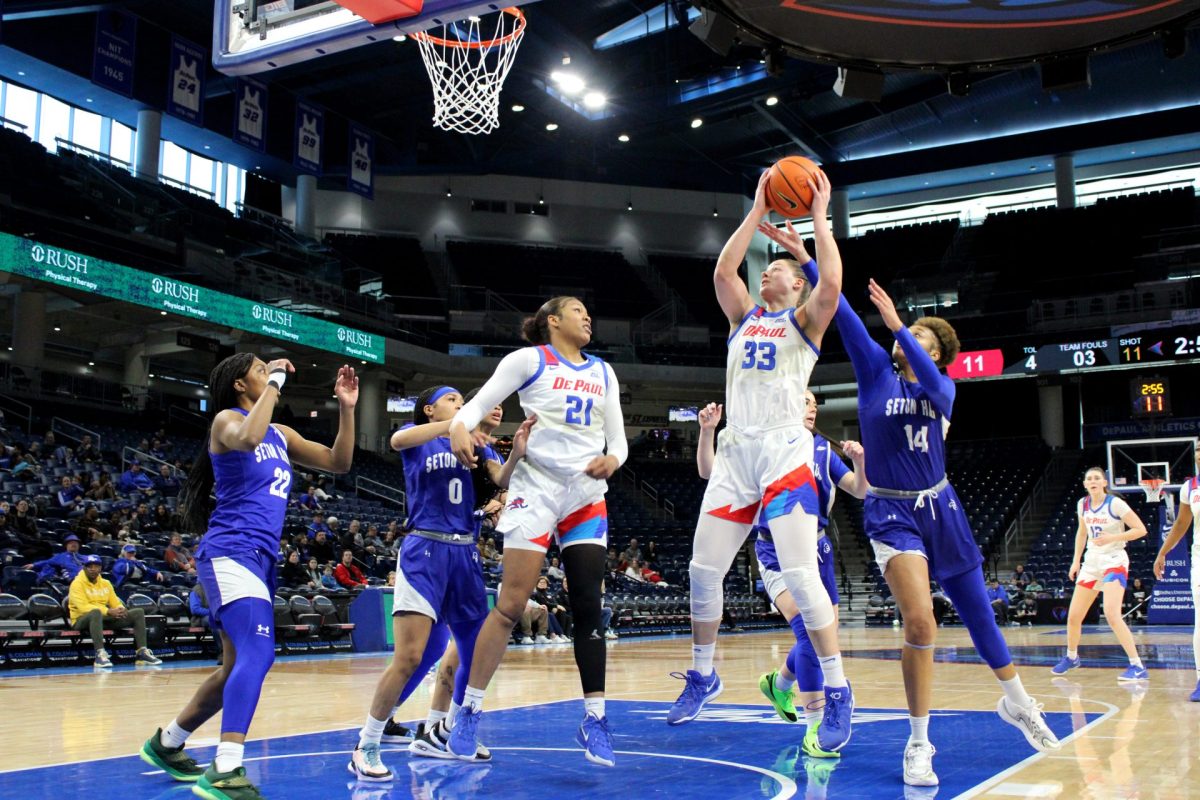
168;35;206;125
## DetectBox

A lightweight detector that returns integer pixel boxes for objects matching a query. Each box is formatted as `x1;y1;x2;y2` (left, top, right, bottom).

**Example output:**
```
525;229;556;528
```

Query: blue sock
218;597;276;736
449;617;485;706
789;615;823;693
395;621;450;709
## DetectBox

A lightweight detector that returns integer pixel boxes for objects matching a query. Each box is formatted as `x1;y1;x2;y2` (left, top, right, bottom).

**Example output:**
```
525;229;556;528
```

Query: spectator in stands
57;475;86;513
605;547;620;575
518;595;550;644
12;498;39;540
297;484;321;511
621;538;641;569
152;503;172;532
481;537;499;562
310;530;336;564
10;448;40;480
74;505;109;541
313;476;337;503
363;523;385;552
533;576;567;642
86;472;117;501
1012;564;1030;588
134;502;156;532
1025;577;1046;594
344;518;362;549
49;433;74;465
385;571;396;587
639;561;668;586
546;556;565;581
69;554;161;667
308;512;330;540
27;533;86;582
326;516;342;542
189;582;210;628
1014;593;1038;626
304;557;323;589
320;564;338;590
155;465;181;498
112;544;164;589
75;434;101;463
148;438;167;461
281;549;309;588
119;460;157;495
987;578;1013;626
624;557;647;583
165;533;196;574
334;549;367;589
1126;577;1150;623
644;541;660;569
384;519;400;539
380;528;399;557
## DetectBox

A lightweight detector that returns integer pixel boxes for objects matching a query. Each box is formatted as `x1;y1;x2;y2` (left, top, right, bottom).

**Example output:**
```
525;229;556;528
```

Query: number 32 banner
295;100;324;174
234;77;268;152
168;35;206;125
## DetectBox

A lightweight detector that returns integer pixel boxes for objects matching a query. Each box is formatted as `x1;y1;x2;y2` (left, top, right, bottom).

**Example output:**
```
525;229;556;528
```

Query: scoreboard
946;322;1200;381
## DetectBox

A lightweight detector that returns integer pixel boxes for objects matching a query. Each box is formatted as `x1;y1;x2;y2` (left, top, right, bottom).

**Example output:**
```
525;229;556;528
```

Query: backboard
1106;435;1198;513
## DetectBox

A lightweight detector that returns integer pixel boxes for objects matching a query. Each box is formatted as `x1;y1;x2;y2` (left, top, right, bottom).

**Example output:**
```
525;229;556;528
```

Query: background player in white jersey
667;169;854;753
445;296;627;767
1053;467;1148;682
1153;441;1200;700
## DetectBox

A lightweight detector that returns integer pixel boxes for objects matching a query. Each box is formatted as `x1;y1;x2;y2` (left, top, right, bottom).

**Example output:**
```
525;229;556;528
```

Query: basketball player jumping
1154;441;1200;700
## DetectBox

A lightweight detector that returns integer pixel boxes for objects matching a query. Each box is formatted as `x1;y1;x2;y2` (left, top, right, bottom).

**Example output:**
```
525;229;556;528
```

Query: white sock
1130;657;1143;668
358;714;387;748
446;700;462;728
426;709;447;730
908;714;930;745
1066;649;1078;660
584;697;606;718
692;643;716;677
214;742;244;774
161;720;190;749
775;671;796;693
463;686;486;711
390;705;402;719
818;654;847;688
804;709;821;728
999;675;1033;708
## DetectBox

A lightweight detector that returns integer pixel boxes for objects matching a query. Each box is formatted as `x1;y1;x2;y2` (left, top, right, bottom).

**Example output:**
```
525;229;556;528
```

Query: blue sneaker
666;670;722;725
1051;655;1080;675
1117;664;1149;682
575;712;616;767
818;682;853;752
1190;679;1200;702
446;707;484;761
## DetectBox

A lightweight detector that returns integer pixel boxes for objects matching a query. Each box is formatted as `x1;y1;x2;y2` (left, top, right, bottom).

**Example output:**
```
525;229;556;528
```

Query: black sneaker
381;719;415;744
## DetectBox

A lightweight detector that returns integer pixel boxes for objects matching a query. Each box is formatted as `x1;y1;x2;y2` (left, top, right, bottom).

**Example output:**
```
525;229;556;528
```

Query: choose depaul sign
0;231;385;363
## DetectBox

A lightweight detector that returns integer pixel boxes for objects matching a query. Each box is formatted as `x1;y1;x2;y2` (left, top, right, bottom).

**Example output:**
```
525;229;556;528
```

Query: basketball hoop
1140;478;1165;504
413;7;526;135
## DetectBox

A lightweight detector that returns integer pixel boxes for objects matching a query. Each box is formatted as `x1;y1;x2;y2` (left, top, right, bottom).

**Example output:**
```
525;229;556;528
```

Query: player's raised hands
808;170;832;220
868;279;905;333
450;422;488;469
842;439;865;464
334;365;359;408
751;170;771;217
756;220;812;263
698;403;723;431
510;414;537;461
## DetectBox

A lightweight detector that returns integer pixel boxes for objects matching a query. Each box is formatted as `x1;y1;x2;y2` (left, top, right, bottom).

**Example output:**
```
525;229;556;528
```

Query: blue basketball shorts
196;548;277;631
393;534;489;627
755;533;839;606
864;483;982;582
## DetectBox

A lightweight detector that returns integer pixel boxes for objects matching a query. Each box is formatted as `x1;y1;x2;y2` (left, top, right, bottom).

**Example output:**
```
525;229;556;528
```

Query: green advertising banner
0;231;385;363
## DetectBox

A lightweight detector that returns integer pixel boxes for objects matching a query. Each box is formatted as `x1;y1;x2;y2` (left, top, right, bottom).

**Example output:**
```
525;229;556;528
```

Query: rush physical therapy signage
0;232;384;363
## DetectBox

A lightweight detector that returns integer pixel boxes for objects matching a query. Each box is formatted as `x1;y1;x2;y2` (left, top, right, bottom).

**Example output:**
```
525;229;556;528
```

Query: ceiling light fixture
545;122;559;131
512;103;525;112
618;133;630;143
691;118;703;129
765;96;779;106
583;91;606;110
550;71;585;96
392;34;407;42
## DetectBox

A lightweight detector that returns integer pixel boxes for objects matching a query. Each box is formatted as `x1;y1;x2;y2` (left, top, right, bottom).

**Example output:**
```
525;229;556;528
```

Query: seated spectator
386;571;396;587
320;564;338;590
52;437;75;466
326;516;343;542
296;484;321;511
1126;577;1150;623
384;520;401;540
69;554;160;667
333;549;367;589
624;558;647;583
605;547;620;575
1012;564;1030;587
987;578;1012;625
86;472;117;501
643;541;660;569
308;512;330;540
304;557;323;589
281;549;309;588
1025;577;1045;594
164;532;196;574
112;544;165;589
133;502;156;532
11;450;40;480
155;465;181;497
12;497;41;538
1013;592;1039;626
74;505;110;541
75;434;101;463
533;575;567;642
546;556;565;581
313;476;337;503
57;476;86;512
381;528;400;556
152;503;173;533
148;438;167;461
344;518;363;550
640;561;668;586
119;461;157;495
519;596;549;644
27;533;86;582
310;530;336;563
620;538;641;569
188;582;211;627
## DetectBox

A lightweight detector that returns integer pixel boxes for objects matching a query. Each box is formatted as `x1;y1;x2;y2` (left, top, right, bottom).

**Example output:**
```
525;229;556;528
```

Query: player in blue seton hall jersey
670;170;855;755
349;385;530;780
446;295;628;767
764;219;1062;787
1154;441;1200;700
139;353;359;800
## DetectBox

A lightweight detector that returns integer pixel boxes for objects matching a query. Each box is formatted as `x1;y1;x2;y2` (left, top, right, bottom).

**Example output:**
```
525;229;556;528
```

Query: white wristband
267;369;287;392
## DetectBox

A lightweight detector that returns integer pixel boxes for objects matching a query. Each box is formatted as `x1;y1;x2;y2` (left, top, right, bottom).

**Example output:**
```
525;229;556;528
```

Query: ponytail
178;353;256;534
520;296;577;345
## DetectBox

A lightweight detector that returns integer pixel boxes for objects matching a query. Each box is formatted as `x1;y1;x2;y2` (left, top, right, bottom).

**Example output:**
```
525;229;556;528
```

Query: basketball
766;156;822;218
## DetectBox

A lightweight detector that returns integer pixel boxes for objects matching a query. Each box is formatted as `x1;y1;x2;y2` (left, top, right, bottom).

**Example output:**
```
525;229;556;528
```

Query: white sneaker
903;741;938;786
520;636;534;644
347;744;392;781
604;630;618;640
997;696;1061;751
548;634;561;642
535;635;551;644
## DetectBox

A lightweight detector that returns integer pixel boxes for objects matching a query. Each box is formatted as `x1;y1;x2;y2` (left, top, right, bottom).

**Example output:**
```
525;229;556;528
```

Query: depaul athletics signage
0;231;384;363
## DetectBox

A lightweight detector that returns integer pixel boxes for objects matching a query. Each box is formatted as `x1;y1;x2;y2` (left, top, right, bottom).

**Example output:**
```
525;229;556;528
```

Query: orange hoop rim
411;7;525;49
1140;478;1166;498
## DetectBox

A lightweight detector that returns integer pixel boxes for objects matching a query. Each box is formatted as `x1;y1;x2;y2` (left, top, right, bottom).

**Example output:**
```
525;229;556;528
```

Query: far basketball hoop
413;6;526;135
1140;478;1165;504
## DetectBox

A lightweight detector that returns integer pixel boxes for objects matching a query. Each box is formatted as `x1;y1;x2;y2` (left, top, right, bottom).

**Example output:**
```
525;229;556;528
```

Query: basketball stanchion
413;6;526;135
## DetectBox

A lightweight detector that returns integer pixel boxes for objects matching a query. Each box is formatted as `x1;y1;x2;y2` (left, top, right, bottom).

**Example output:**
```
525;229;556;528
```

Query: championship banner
1148;503;1193;624
347;125;374;199
295;100;324;174
233;76;267;151
167;35;206;124
92;10;136;97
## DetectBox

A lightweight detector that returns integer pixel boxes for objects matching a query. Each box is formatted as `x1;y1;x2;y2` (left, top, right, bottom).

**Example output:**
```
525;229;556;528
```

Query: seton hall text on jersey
425;451;466;473
551;376;604;396
253;441;290;464
884;397;938;420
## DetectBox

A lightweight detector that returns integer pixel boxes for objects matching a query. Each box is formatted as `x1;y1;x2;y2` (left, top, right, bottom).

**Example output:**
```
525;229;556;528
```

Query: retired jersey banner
347;125;374;199
294;100;324;174
233;76;267;151
92;10;136;97
167;35;206;124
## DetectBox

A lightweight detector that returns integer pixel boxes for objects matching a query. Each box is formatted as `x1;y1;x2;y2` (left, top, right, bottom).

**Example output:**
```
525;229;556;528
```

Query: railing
640;480;659;507
0;115;28;132
51;417;101;452
1001;454;1069;564
662;498;675;520
0;393;32;433
121;446;184;477
168;405;210;433
355;476;405;511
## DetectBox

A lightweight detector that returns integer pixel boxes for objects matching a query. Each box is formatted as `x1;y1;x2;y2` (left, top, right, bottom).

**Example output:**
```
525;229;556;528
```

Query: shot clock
1130;376;1171;417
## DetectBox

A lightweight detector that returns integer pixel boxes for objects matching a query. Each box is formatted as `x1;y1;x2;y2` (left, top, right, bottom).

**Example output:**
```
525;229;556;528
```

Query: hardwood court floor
0;624;1192;798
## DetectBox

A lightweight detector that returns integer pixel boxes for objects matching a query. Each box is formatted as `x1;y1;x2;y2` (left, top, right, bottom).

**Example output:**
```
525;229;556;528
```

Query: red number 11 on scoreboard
946;349;1004;380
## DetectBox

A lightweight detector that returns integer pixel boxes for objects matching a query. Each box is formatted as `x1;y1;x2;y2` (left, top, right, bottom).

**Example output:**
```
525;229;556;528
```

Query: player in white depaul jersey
445;296;627;767
666;168;855;753
1053;467;1148;682
1154;440;1200;700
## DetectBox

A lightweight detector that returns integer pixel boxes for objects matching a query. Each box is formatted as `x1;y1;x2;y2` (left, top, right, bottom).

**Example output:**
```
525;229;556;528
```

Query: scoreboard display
946;322;1200;381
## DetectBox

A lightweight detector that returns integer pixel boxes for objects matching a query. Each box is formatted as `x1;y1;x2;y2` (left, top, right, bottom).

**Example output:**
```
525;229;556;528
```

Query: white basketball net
413;8;526;135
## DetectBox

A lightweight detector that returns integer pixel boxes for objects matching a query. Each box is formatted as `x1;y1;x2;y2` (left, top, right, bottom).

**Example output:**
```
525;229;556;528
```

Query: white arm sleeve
603;363;628;467
453;349;537;431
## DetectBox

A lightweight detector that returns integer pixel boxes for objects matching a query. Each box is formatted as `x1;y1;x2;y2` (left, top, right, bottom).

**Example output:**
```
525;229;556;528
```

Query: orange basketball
766;156;822;218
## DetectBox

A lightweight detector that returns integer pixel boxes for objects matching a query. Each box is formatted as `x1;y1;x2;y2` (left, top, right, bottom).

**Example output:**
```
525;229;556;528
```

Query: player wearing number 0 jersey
768;246;1061;787
668;169;855;755
140;354;359;800
1155;442;1200;700
1052;467;1149;684
445;296;628;768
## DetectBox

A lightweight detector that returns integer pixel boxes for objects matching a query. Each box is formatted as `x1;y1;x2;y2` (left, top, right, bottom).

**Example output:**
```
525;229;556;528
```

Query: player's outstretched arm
801;171;841;344
450;349;536;468
714;172;769;327
584;364;627;480
495;414;536;489
839;440;869;500
278;365;358;473
1154;503;1193;579
868;279;956;416
696;402;722;480
214;357;293;452
1068;514;1087;581
390;420;454;452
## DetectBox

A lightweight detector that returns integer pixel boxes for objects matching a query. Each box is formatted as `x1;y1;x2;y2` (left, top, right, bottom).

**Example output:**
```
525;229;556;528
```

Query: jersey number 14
904;424;930;454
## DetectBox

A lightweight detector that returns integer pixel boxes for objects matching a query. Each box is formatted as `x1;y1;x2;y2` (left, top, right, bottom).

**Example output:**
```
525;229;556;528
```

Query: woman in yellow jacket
69;554;161;668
